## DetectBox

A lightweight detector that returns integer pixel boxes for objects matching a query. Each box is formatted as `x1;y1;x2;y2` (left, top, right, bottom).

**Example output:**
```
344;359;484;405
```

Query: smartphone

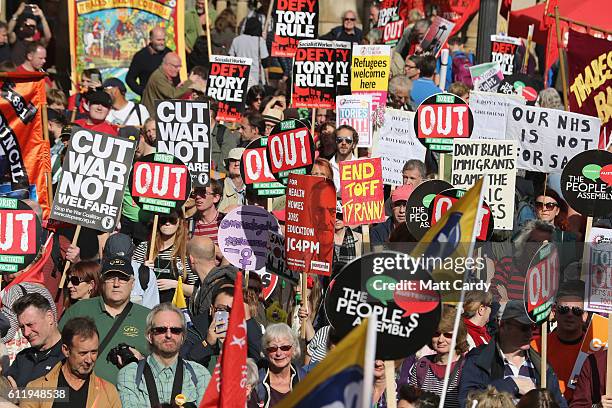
214;310;229;334
25;4;35;13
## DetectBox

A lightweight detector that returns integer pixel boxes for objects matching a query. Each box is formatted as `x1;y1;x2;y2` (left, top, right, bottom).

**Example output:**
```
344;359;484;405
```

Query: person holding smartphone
8;2;52;65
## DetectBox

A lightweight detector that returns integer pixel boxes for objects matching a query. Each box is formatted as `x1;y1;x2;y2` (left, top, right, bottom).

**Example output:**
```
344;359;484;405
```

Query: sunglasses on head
535;201;558;210
336;137;353;144
159;216;179;225
266;345;292;353
68;276;86;286
556;305;584;316
151;326;184;336
433;331;453;339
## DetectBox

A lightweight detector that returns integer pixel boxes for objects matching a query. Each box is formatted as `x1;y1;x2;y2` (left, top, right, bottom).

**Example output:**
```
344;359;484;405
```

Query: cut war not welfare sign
51;127;136;232
156;99;211;187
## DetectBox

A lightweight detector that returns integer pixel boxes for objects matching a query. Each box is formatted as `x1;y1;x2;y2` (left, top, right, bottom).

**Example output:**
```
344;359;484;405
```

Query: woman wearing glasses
408;307;468;408
532;188;578;273
254;323;306;407
133;210;196;303
64;261;100;310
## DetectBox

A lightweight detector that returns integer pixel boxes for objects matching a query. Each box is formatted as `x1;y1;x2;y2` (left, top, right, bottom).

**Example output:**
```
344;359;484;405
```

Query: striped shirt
133;242;196;303
306;325;331;364
491;257;525;301
499;347;537;403
408;358;462;408
192;212;223;244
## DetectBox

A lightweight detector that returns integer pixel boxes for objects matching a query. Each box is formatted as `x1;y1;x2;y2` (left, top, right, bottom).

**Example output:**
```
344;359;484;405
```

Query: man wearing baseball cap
74;90;118;135
104;77;150;127
459;300;568;407
59;255;150;385
371;184;414;245
219;147;246;213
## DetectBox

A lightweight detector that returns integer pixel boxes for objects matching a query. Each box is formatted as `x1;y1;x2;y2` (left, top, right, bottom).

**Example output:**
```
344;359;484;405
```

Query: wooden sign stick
148;214;159;262
58;224;81;289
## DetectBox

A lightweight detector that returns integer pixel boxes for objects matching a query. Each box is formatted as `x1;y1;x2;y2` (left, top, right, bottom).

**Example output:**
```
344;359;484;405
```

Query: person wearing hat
261;96;284;136
59;255;150;385
104;77;150;127
531;281;587;403
458;300;568;408
74;90;119;135
219;147;246;213
371;184;414;246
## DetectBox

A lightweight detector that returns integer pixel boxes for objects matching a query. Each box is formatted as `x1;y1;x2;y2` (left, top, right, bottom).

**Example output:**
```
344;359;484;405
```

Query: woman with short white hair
254;323;306;407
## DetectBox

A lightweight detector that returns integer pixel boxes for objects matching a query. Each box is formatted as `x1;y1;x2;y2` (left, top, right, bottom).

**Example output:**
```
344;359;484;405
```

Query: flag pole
361;314;378;408
438;177;488;408
554;6;569;110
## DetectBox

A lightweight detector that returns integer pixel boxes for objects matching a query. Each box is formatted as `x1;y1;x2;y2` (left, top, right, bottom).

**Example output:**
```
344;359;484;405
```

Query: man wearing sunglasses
459;300;568;408
321;10;363;44
59;256;150;385
118;303;210;407
531;281;587;404
330;125;358;194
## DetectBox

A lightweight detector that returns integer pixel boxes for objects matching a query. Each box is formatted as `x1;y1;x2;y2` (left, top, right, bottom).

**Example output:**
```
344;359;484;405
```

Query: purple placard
218;205;279;270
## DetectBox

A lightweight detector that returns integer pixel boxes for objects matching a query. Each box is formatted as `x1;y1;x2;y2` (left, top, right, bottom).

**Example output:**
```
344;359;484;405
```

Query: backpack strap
136;358;198;393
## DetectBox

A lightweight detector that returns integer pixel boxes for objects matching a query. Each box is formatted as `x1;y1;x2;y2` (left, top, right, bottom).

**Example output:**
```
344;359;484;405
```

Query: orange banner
0;72;50;219
567;313;609;389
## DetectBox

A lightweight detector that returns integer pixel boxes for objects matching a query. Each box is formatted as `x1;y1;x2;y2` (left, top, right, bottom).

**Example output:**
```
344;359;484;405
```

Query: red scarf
463;317;491;347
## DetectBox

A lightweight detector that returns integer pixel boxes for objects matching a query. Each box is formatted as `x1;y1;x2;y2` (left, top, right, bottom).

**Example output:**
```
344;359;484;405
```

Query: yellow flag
172;276;187;308
411;178;484;299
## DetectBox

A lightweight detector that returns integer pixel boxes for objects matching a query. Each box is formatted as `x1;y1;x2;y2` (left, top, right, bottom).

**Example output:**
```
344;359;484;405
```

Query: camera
107;343;138;369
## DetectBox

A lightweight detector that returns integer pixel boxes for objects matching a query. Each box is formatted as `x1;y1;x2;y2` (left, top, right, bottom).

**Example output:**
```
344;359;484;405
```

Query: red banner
285;173;335;276
0;73;50;219
426;0;480;37
340;158;385;225
567;29;612;148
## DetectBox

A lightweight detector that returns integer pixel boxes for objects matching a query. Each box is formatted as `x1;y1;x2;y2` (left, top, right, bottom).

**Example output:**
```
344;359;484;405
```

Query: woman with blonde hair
408;306;468;407
212;8;237;55
466;386;516;408
133;209;196;302
462;290;493;350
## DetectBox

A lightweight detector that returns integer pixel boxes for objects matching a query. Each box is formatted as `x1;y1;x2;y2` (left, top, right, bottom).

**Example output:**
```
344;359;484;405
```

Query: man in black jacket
458;300;568;407
126;27;171;96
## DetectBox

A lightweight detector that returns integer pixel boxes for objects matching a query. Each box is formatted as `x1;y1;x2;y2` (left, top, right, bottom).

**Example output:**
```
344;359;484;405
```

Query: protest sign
567;313;609;390
271;0;318;57
266;119;315;185
155;99;210;187
523;242;560;324
418;16;455;57
568;29;612;147
490;35;521;76
254;268;278;300
351;45;391;121
451;140;517;230
340;158;385;225
505;100;601;173
414;93;473;153
0;198;42;273
285;174;335;276
406;180;453;240
218;205;279;270
469;91;525;140
51;127;136;232
207;56;252;122
428;188;493;241
130;153;191;214
336;95;373;147
377;0;403;45
469;62;504;92
584;227;612;313
373;109;426;185
292;40;336;109
561;150;612;217
498;73;543;105
241;137;286;198
334;41;352;97
267;231;299;284
325;251;441;360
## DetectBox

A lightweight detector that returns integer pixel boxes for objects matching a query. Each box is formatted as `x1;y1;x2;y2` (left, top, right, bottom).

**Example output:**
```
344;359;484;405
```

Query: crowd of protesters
0;0;609;407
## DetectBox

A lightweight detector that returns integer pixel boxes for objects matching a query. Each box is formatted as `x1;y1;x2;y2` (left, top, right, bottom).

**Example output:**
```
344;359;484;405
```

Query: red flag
499;0;512;19
1;233;53;299
539;0;558;30
200;271;248;408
